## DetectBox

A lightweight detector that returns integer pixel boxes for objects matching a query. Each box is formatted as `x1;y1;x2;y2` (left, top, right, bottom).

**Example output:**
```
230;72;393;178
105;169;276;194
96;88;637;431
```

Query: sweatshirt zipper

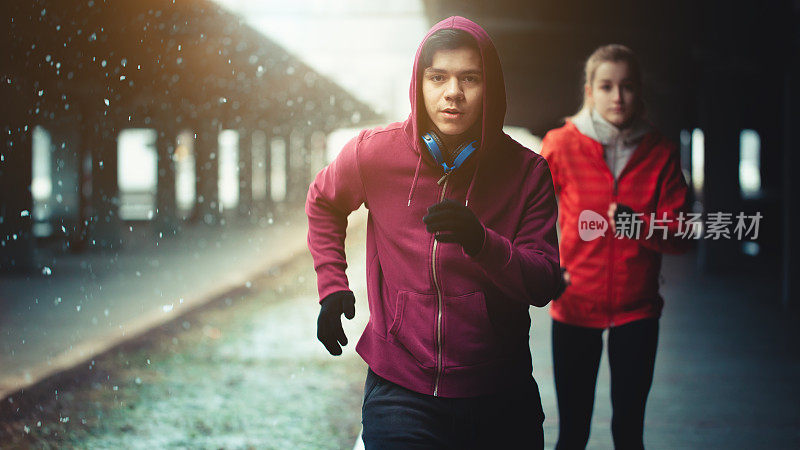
608;178;618;327
608;134;641;328
432;175;450;396
608;137;622;328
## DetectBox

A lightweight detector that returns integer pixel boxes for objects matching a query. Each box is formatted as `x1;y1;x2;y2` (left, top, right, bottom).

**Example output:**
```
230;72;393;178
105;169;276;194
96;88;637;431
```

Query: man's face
422;46;484;139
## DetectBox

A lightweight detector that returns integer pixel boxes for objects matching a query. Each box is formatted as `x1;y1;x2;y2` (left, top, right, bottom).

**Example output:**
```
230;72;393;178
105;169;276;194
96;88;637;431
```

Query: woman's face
587;61;639;128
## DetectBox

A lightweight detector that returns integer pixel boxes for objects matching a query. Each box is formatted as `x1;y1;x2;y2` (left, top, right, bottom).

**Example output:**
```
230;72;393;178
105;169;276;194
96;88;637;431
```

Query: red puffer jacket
541;120;690;329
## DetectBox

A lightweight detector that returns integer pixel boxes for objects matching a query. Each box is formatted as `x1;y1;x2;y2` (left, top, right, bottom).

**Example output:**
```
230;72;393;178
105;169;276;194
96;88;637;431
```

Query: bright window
218;130;240;212
271;138;287;202
175;130;196;217
118;129;157;220
691;128;705;199
739;129;762;198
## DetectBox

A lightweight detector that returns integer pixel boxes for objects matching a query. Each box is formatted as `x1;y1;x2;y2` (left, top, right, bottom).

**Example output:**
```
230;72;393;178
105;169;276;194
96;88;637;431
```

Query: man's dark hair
419;29;480;70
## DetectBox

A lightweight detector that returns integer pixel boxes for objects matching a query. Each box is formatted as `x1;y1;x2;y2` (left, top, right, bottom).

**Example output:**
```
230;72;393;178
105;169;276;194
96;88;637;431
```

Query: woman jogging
540;44;691;450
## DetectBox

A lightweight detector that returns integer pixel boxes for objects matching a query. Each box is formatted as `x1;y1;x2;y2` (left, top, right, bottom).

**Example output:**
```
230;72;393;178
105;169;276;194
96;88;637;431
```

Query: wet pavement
530;253;800;449
1;210;371;449
0;206;319;399
2;208;799;449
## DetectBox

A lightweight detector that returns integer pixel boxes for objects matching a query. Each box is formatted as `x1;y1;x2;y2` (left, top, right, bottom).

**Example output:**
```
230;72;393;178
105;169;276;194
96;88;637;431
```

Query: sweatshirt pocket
388;290;437;369
442;291;499;367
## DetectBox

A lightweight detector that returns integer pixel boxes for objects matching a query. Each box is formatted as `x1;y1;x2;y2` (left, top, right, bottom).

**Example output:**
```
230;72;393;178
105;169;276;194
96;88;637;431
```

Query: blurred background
1;0;798;448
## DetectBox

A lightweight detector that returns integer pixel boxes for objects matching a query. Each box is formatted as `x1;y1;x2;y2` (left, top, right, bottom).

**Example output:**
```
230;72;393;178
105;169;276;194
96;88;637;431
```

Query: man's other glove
422;199;486;256
317;290;356;356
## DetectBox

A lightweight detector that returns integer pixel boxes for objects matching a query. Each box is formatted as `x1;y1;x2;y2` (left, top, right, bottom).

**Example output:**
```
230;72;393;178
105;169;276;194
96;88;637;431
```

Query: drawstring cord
464;150;482;207
407;152;423;207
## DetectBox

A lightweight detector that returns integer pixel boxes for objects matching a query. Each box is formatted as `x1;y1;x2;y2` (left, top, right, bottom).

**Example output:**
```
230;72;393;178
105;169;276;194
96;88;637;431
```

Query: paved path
1;208;371;448
529;252;799;449
0;206;328;400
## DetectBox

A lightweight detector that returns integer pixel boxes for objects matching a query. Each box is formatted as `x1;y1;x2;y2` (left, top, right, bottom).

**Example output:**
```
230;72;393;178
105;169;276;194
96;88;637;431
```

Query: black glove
317;290;356;356
422;199;485;256
553;267;570;300
614;203;636;225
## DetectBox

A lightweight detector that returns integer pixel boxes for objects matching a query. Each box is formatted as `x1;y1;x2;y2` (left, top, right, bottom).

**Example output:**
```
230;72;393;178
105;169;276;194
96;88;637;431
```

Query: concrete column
246;130;271;220
43;125;82;253
304;133;315;196
194;122;220;225
309;131;327;183
285;131;294;204
0;125;34;271
155;128;178;234
259;130;272;215
88;124;121;249
288;130;310;203
783;68;799;311
71;127;92;253
237;129;253;218
283;132;294;203
697;74;744;273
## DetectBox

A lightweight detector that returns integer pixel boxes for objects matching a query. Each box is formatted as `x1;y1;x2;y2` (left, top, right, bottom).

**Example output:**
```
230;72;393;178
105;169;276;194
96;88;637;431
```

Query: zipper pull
613;178;618;197
437;172;451;185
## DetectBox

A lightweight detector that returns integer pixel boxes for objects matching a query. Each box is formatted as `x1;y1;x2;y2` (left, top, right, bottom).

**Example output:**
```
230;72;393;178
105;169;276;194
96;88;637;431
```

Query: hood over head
407;16;507;160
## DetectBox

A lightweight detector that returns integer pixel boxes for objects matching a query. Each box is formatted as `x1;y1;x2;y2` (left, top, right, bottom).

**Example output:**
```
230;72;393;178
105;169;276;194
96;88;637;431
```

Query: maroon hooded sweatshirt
306;16;560;398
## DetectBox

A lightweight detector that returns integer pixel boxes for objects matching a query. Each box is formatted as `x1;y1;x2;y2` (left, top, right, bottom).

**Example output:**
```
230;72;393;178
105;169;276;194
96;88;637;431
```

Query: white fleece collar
572;108;652;147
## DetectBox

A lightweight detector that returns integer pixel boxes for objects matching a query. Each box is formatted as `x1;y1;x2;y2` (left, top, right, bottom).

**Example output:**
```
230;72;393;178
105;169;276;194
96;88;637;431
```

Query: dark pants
361;368;545;449
552;318;659;450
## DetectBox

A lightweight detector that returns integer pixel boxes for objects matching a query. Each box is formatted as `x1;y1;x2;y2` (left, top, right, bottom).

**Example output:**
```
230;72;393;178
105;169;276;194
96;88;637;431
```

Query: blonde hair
569;44;644;121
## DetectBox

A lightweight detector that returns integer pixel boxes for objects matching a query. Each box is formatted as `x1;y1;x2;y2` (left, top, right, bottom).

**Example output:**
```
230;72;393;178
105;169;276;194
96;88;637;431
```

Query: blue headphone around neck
421;131;479;176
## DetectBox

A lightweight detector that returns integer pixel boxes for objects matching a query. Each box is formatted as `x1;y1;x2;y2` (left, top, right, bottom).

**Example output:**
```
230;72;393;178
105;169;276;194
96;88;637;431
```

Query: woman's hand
554;267;571;300
607;202;635;234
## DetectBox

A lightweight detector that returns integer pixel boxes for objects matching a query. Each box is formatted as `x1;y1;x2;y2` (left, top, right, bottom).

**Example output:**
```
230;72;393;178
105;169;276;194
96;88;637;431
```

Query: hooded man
306;16;560;448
